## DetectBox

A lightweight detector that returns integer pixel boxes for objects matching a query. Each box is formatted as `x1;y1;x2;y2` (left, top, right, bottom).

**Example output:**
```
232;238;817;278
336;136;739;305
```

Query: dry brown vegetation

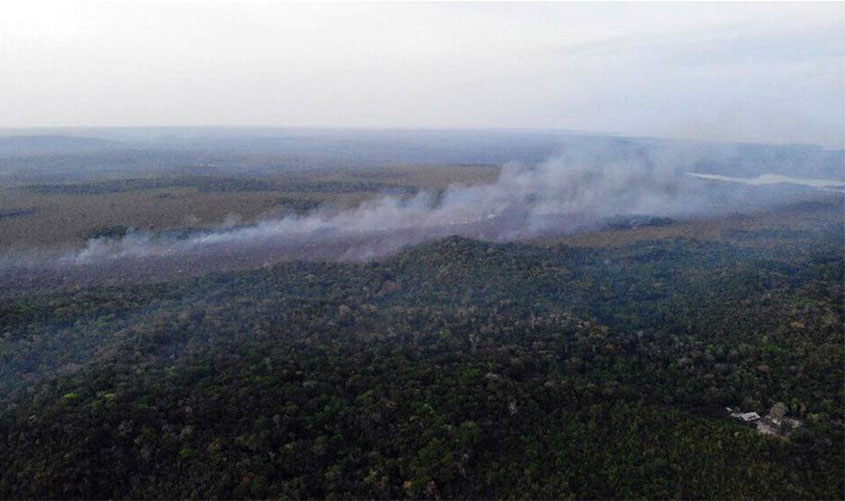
1;163;838;255
0;165;500;250
531;197;843;249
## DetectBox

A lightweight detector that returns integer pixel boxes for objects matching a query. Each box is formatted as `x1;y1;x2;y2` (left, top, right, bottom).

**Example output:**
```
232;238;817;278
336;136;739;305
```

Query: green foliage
0;222;842;499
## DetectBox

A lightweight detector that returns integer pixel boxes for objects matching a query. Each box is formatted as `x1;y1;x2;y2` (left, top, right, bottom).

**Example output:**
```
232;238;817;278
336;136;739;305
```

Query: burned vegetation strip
280;180;419;194
0;207;38;220
23;175;280;195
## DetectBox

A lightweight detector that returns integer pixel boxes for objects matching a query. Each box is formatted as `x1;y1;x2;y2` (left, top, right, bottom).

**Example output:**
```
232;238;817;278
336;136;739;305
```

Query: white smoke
61;156;701;264
3;146;839;270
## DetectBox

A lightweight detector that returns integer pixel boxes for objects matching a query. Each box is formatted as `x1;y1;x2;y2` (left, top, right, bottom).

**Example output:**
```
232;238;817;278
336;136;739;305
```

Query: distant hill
0;135;126;156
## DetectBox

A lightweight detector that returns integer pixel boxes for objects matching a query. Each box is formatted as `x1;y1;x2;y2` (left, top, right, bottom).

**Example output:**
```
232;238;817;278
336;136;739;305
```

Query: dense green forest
1;214;843;498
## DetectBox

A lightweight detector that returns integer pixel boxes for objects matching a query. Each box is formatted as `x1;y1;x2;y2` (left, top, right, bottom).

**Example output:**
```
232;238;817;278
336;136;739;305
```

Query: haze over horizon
1;1;843;149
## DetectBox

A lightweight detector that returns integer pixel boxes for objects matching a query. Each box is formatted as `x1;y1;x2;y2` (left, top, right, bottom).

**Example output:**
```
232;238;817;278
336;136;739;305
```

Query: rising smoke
61;146;837;266
1;143;840;277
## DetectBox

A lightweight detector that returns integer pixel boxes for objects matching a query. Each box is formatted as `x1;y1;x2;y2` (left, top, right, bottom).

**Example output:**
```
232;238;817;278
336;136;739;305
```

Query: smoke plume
0;144;840;292
56;147;837;265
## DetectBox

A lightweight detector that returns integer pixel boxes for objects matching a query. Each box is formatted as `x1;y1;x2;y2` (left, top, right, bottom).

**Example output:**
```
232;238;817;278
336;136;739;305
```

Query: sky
1;1;843;148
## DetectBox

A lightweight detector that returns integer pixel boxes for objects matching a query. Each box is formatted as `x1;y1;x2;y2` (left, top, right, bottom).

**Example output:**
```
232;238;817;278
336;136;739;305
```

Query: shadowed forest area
1;192;842;498
0;129;843;499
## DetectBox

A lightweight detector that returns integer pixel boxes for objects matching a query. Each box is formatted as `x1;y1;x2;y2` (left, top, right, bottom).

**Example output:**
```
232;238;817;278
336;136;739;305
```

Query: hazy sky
1;1;843;147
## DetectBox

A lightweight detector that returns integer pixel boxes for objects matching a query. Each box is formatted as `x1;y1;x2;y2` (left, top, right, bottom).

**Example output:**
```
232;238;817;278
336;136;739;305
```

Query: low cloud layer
2;3;843;147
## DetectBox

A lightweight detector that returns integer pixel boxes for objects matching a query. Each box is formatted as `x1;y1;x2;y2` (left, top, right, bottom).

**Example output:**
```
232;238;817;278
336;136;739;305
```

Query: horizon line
0;125;837;150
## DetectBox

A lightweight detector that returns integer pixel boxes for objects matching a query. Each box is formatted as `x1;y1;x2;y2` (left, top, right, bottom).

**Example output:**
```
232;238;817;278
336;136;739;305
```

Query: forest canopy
1;200;842;499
